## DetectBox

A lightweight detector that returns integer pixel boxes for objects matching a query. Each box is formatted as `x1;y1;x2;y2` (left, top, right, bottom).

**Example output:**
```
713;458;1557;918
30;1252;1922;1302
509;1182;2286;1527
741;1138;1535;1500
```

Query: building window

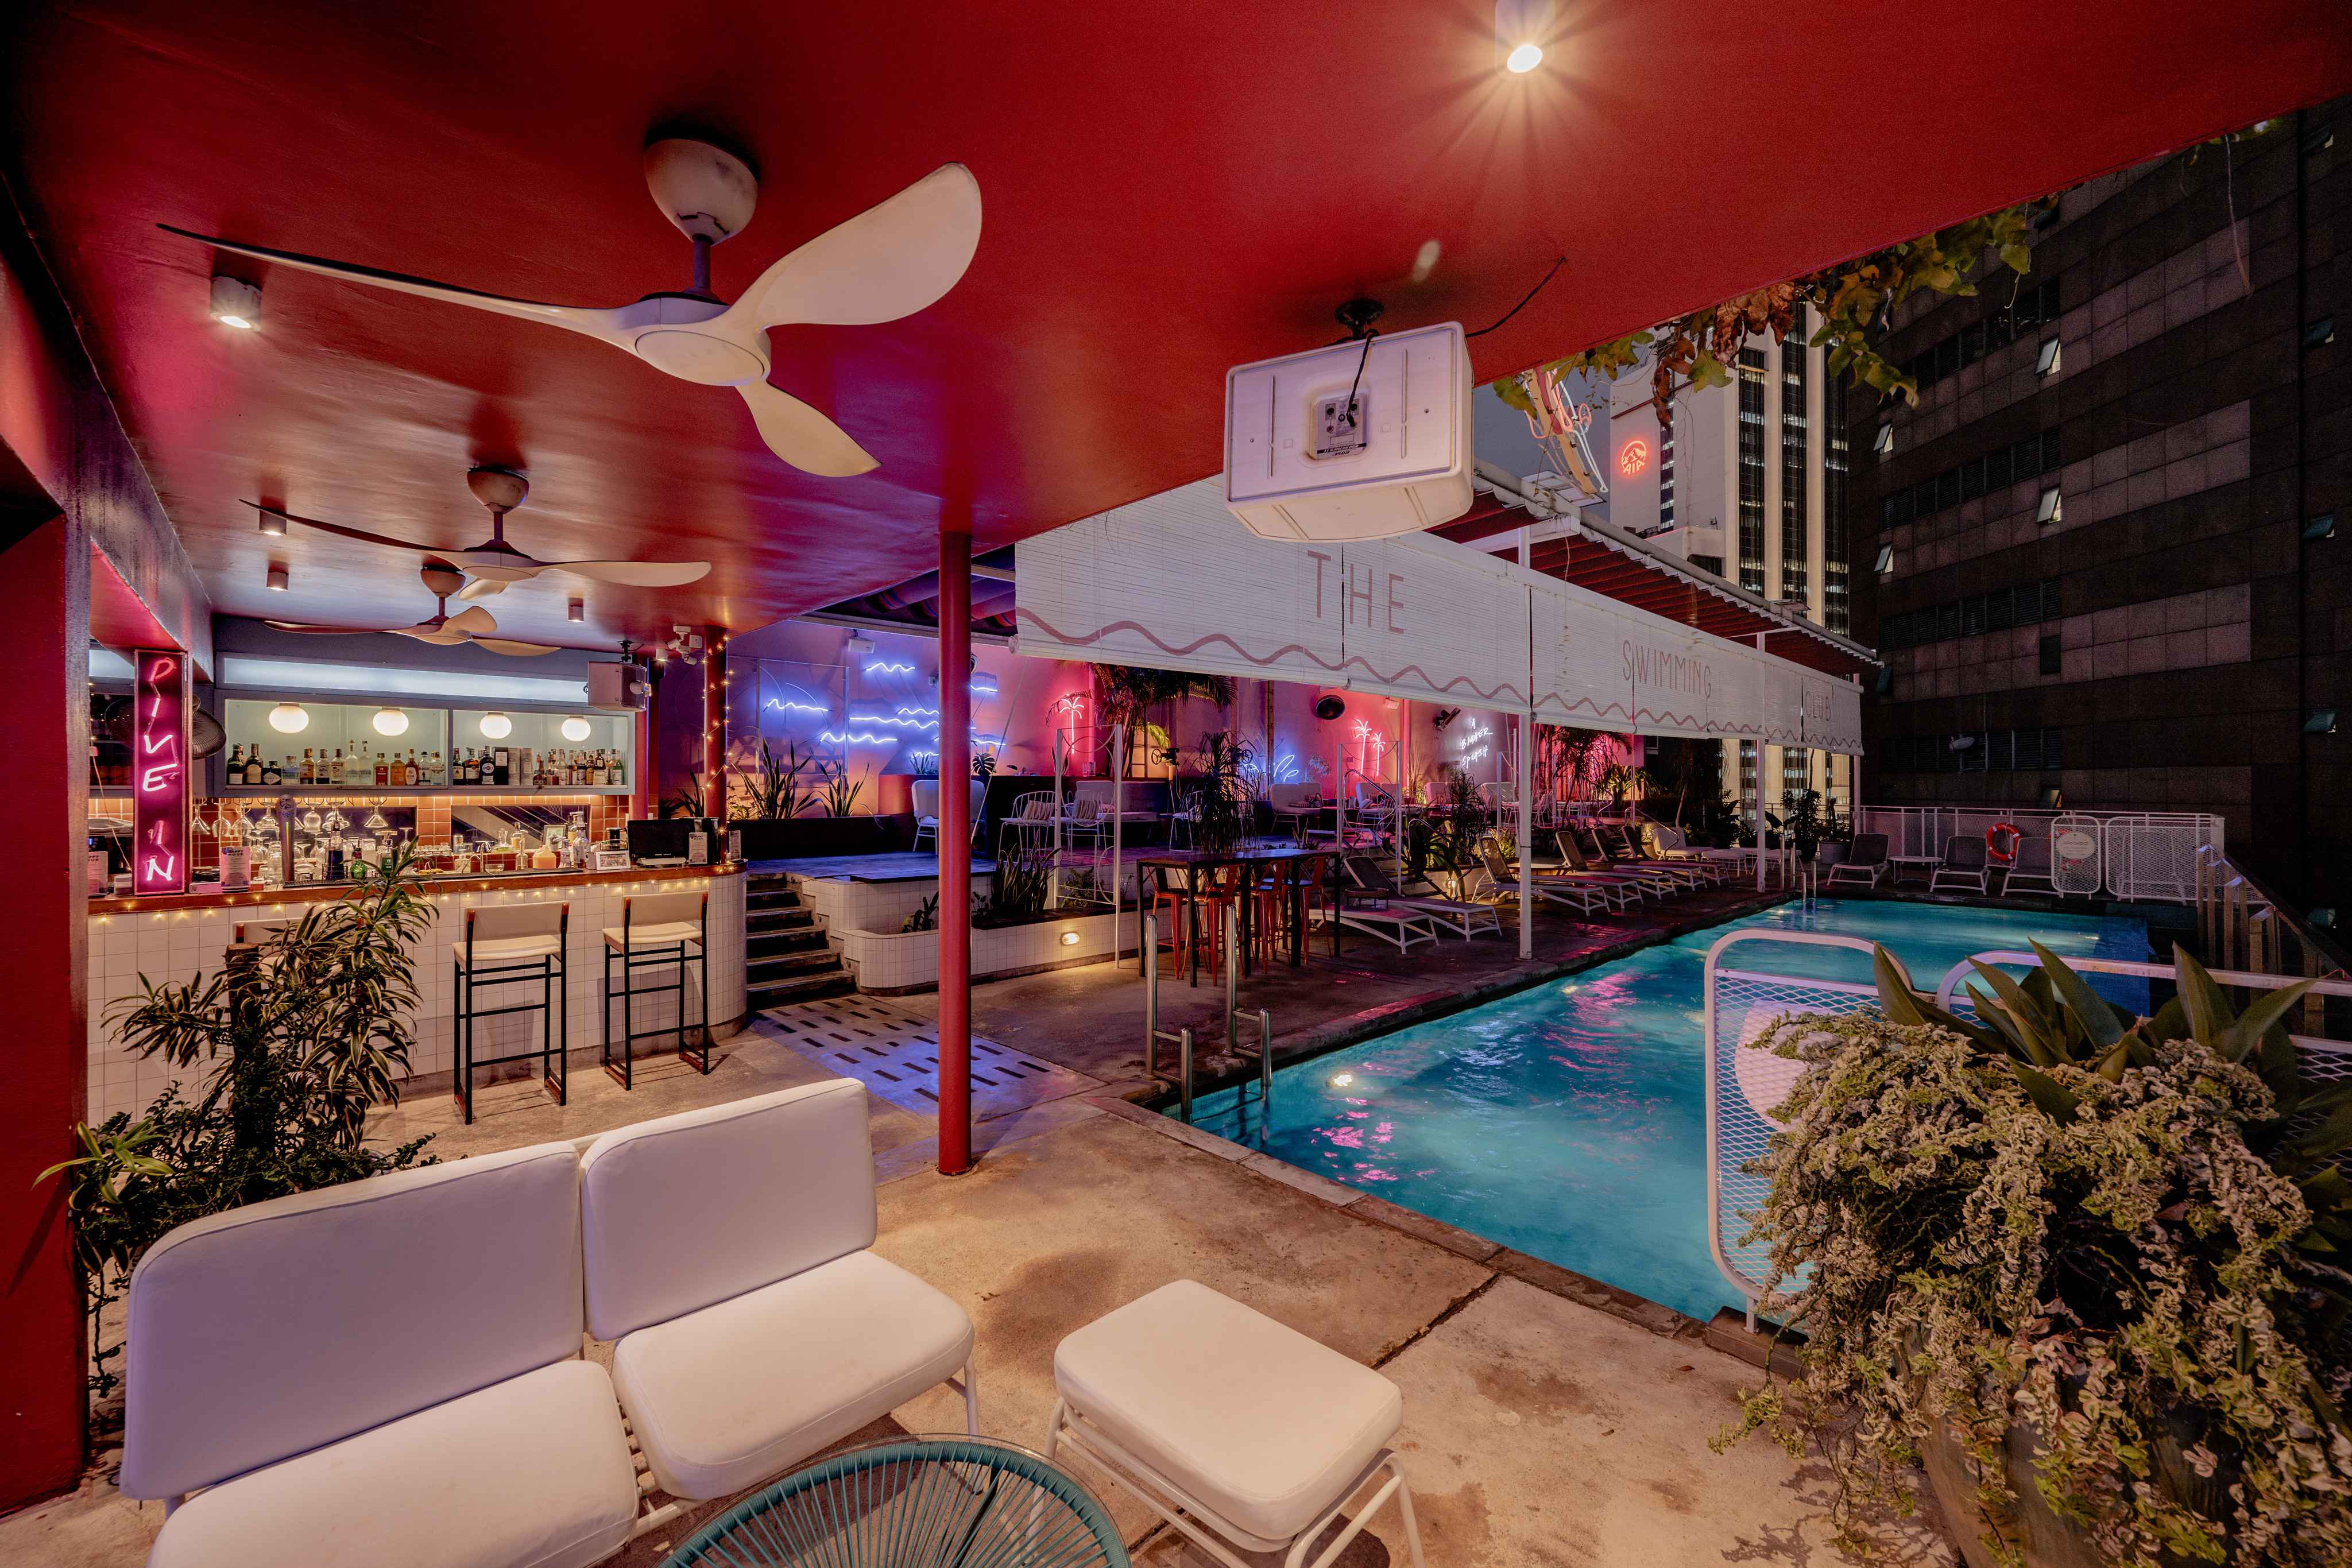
1873;540;1894;575
1823;378;1851;633
2036;486;2064;525
2034;337;2061;376
1688;553;1724;577
2040;633;2062;675
1778;325;1809;610
1738;739;1758;806
1736;350;1767;593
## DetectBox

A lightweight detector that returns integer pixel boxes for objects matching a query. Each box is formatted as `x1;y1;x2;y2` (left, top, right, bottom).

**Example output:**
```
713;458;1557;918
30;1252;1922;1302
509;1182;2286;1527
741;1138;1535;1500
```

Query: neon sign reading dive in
133;649;189;894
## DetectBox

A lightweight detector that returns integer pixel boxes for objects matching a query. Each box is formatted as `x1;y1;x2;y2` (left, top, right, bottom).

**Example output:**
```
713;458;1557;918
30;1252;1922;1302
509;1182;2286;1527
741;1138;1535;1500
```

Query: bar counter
88;862;749;1122
88;859;742;915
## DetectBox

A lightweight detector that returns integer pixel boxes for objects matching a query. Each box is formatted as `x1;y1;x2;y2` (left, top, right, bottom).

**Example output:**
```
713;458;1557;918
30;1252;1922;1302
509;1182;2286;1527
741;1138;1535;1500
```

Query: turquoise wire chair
662;1435;1128;1568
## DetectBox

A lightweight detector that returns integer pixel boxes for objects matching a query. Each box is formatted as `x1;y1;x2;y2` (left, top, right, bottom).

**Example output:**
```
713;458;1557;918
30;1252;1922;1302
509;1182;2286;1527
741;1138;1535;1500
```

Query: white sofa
121;1080;973;1568
580;1079;977;1500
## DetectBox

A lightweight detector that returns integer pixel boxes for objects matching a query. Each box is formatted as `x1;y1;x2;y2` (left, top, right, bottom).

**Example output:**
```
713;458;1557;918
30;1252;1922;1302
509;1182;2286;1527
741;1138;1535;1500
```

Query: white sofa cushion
613;1249;973;1500
579;1079;875;1341
122;1142;586;1501
1053;1280;1401;1544
148;1360;637;1568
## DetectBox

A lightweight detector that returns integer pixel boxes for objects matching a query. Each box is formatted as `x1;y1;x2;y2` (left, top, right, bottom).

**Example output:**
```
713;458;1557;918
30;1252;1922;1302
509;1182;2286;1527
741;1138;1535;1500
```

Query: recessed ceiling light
567;597;585;623
265;563;289;591
209;275;261;330
257;508;288;537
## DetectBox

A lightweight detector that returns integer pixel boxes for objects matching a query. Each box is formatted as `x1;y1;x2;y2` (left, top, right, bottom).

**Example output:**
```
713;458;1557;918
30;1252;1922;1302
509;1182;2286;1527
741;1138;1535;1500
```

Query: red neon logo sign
1618;438;1651;478
133;649;189;895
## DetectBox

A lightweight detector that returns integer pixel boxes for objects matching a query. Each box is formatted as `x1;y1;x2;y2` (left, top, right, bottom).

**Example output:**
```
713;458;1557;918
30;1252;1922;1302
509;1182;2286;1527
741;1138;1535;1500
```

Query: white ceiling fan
168;140;981;477
247;465;710;599
265;561;564;656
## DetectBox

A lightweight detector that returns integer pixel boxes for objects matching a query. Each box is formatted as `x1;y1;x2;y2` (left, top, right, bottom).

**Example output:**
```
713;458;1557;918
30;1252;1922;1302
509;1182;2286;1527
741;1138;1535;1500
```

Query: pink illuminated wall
132;648;189;894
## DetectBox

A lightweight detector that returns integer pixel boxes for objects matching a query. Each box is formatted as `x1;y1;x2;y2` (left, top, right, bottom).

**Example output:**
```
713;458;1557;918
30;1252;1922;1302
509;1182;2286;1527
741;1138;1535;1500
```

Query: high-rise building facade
1607;312;1856;816
1847;106;2346;908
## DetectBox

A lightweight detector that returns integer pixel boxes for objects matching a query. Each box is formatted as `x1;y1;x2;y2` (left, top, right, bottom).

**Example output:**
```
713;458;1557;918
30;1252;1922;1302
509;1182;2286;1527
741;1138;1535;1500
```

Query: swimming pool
1182;899;2152;1322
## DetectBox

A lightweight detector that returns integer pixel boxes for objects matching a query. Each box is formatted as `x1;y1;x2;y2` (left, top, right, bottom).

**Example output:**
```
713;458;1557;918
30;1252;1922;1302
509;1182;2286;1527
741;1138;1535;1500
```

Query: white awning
1015;479;1863;753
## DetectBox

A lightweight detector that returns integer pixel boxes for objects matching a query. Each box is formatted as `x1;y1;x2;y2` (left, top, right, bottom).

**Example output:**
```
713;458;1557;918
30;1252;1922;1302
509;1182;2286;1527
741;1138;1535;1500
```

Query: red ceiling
6;3;2345;653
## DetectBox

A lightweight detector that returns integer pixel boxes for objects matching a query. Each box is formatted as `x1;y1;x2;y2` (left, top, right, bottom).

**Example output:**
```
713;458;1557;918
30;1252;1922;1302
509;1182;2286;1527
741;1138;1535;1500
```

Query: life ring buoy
1986;823;2021;865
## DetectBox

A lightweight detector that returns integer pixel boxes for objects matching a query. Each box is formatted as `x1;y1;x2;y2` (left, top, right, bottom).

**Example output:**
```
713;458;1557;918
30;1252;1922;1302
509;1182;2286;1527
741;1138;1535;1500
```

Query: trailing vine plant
1497;206;2041;426
1719;942;2352;1567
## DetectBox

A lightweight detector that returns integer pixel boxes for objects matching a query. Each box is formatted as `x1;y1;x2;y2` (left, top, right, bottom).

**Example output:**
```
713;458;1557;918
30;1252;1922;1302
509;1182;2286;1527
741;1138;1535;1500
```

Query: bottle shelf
215;784;632;797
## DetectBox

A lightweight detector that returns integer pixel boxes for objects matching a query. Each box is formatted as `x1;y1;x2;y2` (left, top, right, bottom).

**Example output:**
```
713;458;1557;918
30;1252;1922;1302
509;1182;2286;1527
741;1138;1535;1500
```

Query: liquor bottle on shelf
372;752;385;786
348;748;364;787
407;750;419;786
227;744;244;781
246;748;264;786
327;746;341;785
494;747;511;787
457;748;472;786
262;754;282;786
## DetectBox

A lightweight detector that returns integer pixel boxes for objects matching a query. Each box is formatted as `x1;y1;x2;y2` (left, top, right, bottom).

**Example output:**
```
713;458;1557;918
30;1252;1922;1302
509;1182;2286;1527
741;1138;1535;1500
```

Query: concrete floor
1;885;1956;1567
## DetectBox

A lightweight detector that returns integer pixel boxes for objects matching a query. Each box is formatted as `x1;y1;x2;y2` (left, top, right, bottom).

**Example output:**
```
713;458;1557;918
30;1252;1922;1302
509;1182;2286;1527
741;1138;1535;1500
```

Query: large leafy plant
46;846;439;1401
1186;730;1256;857
1725;942;2352;1566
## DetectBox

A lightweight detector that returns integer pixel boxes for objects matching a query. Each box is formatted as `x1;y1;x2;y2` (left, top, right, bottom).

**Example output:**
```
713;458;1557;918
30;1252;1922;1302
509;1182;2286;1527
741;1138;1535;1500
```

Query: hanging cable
1465;254;1566;338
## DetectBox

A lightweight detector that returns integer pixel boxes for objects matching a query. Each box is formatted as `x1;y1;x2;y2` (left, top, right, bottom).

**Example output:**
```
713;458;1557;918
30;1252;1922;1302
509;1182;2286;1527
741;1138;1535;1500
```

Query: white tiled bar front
87;868;747;1122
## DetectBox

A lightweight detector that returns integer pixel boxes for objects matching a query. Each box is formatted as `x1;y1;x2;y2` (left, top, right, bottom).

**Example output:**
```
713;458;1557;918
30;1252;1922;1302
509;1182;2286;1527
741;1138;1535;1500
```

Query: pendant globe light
268;701;309;734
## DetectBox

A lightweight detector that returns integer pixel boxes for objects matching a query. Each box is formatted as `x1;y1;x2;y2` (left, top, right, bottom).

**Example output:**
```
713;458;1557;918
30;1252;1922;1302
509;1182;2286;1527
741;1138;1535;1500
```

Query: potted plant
45;845;440;1406
1722;942;2352;1567
1187;731;1255;857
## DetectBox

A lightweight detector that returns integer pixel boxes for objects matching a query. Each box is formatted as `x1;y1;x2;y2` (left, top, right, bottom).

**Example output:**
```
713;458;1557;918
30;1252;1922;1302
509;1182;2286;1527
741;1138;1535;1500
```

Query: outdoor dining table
1134;843;1337;986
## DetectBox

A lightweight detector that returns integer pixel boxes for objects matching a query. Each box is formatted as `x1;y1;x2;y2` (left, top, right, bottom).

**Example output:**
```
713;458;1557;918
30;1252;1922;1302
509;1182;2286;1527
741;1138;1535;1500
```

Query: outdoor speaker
1314;695;1345;721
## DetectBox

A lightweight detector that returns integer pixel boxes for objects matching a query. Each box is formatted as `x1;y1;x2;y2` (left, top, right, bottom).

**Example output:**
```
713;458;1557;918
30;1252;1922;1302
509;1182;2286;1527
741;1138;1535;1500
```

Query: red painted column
0;516;92;1507
937;522;973;1174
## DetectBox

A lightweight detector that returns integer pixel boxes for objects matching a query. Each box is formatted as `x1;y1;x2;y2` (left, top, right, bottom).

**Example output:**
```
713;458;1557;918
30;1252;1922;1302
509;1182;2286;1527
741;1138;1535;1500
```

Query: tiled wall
87;872;746;1122
790;871;995;935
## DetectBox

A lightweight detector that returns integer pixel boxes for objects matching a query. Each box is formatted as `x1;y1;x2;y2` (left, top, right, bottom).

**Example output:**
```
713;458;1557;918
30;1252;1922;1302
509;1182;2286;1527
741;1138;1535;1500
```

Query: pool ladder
1142;905;1274;1125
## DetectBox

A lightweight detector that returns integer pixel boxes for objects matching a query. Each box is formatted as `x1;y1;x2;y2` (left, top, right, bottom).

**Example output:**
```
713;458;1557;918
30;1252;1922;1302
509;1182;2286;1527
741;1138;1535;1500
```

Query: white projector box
1223;320;1475;541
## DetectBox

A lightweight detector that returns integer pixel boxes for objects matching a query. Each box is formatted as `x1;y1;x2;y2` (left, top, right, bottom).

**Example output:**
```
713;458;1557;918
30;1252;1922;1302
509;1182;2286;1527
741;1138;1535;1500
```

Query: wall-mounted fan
172;138;981;477
264;561;564;656
248;465;709;601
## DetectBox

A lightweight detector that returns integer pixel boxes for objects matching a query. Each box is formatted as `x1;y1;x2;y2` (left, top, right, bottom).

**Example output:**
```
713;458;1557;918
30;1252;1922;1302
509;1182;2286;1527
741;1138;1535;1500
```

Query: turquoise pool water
1182;899;2150;1322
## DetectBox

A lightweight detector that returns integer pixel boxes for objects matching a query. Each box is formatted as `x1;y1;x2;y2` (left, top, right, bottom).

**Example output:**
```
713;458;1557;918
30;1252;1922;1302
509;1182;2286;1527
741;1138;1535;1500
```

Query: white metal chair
998;791;1061;860
581;1081;978;1502
1046;1280;1425;1568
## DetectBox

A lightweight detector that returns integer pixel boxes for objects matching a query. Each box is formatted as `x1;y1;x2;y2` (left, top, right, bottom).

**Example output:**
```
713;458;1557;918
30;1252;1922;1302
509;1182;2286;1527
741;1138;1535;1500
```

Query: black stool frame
452;903;570;1125
601;892;712;1089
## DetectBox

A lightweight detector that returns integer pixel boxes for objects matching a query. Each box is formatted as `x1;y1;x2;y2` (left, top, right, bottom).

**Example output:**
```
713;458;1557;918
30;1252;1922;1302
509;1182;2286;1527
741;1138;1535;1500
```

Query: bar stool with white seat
600;889;711;1089
1046;1279;1426;1568
452;901;568;1124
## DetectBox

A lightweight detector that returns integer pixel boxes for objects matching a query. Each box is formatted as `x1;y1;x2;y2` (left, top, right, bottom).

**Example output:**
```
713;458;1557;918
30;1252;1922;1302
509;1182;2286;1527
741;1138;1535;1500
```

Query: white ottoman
1045;1280;1426;1568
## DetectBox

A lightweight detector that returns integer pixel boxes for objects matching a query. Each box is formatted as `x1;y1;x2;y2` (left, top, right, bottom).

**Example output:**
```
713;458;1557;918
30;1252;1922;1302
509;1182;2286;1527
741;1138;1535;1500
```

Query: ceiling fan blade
729;163;981;331
389;625;471;645
241;500;441;552
469;637;562;658
265;620;385;635
454;575;513;600
737;380;877;477
443;604;498;635
540;559;712;588
164;226;630;346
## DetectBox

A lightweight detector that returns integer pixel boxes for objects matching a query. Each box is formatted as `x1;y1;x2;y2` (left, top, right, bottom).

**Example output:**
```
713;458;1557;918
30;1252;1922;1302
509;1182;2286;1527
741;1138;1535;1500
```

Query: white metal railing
1702;931;1895;1328
1851;806;2224;904
1704;934;2352;1329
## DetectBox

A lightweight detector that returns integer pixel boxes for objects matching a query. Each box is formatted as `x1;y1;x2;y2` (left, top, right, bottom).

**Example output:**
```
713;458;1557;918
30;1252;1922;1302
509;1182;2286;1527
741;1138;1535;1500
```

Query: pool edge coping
1097;888;1811;1375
